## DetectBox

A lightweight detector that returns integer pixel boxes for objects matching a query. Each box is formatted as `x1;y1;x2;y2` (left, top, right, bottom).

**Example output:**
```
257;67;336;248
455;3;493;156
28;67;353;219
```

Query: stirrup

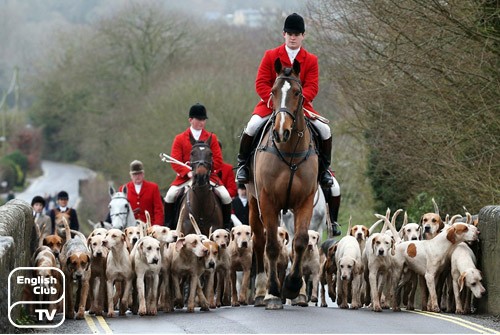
331;221;341;236
320;170;334;187
236;166;249;184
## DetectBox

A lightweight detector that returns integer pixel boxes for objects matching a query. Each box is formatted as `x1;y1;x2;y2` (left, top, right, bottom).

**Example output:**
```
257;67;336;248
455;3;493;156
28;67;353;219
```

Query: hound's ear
84;254;91;271
175;238;185;252
446;227;457;244
285;231;289;245
315;232;320;245
458;272;466;292
419;215;424;225
209;232;214;241
87;236;92;250
231;227;236;241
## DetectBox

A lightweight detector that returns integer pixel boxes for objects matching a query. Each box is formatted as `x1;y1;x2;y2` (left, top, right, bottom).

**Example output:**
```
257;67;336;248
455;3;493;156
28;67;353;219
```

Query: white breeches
245;114;331;140
165;181;232;205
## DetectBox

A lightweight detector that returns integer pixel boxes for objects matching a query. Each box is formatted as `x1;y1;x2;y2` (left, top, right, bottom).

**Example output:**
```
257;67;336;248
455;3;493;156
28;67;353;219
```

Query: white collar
190;127;202;141
285;46;301;63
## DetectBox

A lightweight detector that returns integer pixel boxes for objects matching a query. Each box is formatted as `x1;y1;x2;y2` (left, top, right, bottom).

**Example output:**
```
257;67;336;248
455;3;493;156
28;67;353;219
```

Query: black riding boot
222;203;233;231
318;137;334;187
235;133;255;184
164;202;176;229
322;187;342;237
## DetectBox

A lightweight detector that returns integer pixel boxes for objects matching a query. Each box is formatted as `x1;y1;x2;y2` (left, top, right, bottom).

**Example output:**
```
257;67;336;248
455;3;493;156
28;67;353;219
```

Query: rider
234;13;341;236
164;103;233;231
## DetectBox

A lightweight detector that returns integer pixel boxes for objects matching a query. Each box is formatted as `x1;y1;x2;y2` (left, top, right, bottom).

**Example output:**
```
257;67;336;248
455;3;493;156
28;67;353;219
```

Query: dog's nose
411;237;418;240
152;258;159;264
209;261;215;269
241;241;248;248
378;249;384;256
96;251;102;256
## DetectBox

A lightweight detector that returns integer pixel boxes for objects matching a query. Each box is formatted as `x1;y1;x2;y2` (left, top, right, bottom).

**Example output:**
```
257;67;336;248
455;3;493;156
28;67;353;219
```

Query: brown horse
176;138;223;236
246;58;319;309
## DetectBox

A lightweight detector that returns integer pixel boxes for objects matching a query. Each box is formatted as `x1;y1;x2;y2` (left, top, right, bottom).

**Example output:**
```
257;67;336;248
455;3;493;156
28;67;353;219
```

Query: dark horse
176;137;223;236
246;58;319;309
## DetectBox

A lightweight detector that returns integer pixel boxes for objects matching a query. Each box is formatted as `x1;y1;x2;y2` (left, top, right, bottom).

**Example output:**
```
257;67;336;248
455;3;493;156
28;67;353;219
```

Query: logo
8;267;65;328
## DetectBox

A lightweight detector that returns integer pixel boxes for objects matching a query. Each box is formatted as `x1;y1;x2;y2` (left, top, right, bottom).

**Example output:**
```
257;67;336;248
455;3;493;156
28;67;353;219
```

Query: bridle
109;195;131;230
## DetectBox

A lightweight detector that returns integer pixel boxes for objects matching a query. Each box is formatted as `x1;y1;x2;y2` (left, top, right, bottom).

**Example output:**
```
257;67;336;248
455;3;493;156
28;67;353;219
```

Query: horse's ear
274;58;282;74
292;59;301;75
189;133;197;145
109;186;115;197
122;185;128;196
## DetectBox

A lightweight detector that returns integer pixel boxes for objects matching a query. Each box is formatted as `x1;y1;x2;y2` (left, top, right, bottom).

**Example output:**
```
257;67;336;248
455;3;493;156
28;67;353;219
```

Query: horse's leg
249;195;266;307
283;199;314;300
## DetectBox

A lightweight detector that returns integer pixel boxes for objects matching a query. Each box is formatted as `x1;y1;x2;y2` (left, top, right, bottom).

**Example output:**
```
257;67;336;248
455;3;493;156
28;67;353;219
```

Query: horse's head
190;140;213;187
271;58;304;143
108;185;135;230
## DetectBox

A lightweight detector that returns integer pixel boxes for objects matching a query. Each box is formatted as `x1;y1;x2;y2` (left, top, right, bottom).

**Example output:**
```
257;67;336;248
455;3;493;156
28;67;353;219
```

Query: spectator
120;160;164;226
49;190;79;232
217;141;237;198
231;183;249;226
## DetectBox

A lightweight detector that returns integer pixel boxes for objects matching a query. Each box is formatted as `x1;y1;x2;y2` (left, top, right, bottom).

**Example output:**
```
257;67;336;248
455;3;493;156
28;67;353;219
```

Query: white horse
281;186;327;252
108;185;136;230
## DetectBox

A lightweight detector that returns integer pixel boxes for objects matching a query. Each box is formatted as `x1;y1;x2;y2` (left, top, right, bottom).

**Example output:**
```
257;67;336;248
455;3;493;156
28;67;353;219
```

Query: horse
108;185;136;230
246;58;319;309
176;138;223;236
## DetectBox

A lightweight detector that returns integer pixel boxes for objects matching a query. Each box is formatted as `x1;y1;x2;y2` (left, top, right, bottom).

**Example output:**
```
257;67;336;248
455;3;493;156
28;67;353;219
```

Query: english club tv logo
8;267;65;328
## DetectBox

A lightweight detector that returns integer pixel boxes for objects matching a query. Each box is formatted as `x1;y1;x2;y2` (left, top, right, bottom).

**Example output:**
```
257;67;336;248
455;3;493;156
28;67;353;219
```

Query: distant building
232;9;264;28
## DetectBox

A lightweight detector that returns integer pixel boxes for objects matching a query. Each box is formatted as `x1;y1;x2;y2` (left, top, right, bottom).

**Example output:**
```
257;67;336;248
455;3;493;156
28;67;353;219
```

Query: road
10;161;500;334
14;160;96;208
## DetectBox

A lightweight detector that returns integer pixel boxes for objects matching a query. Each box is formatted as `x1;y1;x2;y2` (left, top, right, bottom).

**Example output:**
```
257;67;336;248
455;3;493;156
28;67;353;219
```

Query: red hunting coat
254;44;319;117
120;180;164;226
170;127;223;186
219;161;237;198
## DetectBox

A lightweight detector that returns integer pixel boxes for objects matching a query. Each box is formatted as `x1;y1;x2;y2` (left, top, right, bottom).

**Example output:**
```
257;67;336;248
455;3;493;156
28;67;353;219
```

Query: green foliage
0;151;27;188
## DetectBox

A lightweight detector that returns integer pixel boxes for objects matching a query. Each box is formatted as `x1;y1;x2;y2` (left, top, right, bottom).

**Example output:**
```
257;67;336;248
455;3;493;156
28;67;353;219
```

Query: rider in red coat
120;160;164;226
164;103;233;230
235;13;341;236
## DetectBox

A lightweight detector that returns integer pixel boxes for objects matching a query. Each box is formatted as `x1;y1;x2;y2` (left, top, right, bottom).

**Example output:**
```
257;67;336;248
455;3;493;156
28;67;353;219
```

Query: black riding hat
189;103;208;120
283;13;305;34
31;195;46;207
57;191;69;200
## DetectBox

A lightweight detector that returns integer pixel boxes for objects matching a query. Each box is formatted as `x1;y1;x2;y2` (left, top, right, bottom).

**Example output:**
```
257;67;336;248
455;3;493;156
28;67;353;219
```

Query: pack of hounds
28;198;484;320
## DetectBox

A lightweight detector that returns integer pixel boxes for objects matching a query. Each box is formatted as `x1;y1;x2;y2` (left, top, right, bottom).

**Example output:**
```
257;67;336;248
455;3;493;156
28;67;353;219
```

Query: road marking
96;315;113;334
84;314;99;334
84;314;113;334
406;310;499;334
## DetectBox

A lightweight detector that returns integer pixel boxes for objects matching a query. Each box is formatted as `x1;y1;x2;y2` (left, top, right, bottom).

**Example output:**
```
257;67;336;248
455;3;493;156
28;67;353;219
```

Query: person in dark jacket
49;190;79;232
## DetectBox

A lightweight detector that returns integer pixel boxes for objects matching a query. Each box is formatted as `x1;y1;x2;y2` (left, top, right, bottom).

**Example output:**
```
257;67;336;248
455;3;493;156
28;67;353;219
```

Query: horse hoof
254;296;266;307
265;297;283;310
282;275;302;300
292;294;308;307
281;285;300;300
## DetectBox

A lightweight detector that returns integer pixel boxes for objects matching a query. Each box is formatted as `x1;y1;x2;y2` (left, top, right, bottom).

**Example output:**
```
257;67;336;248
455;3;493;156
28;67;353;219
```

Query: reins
260;74;316;213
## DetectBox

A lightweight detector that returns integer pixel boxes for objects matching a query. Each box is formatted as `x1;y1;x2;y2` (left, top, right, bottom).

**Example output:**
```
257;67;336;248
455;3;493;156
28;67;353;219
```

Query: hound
130;236;162;316
31;246;62;316
86;233;109;316
210;228;231;307
229;225;253;307
200;240;219;309
390;221;479;312
319;238;337;307
451;242;485;314
335;235;364;309
59;220;91;319
168;234;209;312
363;230;395;312
103;228;134;317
